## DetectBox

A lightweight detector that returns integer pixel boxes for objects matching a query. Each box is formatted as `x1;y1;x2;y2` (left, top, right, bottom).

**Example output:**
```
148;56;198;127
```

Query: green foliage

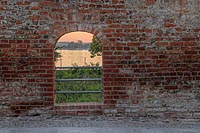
56;66;102;103
54;46;63;62
56;93;102;103
89;36;102;58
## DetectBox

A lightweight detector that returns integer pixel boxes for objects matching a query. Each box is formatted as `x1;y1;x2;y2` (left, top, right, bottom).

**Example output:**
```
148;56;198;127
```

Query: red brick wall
0;0;200;119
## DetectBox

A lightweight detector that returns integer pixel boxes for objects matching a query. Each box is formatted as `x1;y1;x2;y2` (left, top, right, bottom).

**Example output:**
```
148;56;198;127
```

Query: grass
55;67;102;103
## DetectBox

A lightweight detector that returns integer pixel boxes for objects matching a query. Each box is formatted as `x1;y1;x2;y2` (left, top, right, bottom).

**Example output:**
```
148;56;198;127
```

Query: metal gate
55;66;102;103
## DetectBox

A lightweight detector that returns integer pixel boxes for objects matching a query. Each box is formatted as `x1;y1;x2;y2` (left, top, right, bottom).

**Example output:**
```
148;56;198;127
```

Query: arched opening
54;31;103;104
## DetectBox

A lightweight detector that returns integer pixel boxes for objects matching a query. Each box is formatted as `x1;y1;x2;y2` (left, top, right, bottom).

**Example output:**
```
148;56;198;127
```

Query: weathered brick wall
0;0;200;119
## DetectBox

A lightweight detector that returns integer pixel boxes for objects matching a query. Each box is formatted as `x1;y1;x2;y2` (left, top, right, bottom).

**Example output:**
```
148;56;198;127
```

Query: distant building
55;42;102;67
56;42;90;50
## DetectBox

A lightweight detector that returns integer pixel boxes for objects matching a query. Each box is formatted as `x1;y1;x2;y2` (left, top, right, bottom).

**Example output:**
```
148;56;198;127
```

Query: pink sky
58;31;93;43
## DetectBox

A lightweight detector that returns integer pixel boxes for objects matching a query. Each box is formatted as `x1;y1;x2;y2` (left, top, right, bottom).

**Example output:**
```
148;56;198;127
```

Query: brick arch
48;24;110;48
52;24;106;115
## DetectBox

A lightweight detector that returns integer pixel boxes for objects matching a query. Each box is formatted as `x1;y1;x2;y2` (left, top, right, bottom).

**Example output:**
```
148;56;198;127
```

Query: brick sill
54;102;103;115
55;102;103;106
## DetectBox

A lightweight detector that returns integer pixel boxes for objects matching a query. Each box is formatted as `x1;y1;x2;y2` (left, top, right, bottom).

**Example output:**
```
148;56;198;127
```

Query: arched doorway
54;31;103;104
